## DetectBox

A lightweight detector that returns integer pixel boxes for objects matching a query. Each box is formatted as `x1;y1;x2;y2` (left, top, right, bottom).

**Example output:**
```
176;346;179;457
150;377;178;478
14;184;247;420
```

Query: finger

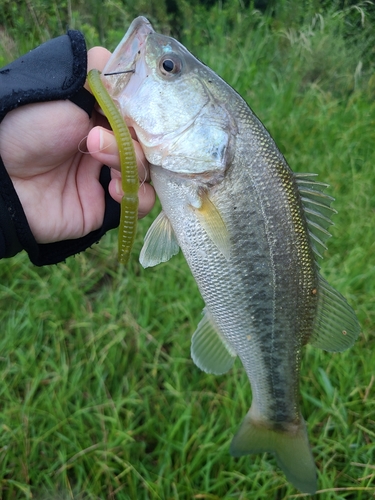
87;126;150;181
86;126;118;166
109;177;156;219
85;47;112;91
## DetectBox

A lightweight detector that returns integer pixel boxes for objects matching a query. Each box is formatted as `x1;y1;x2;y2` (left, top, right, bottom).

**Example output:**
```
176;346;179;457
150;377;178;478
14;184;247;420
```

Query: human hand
0;46;155;245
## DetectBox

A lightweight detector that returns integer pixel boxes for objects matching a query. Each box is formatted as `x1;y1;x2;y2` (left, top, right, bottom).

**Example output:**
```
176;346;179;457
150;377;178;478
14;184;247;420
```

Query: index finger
85;47;112;91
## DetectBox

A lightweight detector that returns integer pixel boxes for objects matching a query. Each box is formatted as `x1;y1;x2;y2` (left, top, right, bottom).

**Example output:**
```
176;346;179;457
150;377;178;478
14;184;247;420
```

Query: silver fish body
102;17;360;494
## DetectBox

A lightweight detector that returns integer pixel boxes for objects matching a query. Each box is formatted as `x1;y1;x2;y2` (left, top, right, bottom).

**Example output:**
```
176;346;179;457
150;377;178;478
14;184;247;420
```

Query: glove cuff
0;156;120;266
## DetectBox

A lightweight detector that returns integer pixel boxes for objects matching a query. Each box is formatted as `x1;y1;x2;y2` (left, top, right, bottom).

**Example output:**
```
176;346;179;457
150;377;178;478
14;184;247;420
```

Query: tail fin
230;409;317;494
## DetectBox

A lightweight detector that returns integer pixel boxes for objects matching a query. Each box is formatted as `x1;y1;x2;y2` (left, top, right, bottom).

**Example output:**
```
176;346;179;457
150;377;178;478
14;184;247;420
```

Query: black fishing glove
0;30;120;266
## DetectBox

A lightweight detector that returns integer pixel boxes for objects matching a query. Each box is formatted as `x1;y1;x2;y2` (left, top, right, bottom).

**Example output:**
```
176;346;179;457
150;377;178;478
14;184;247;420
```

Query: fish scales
151;111;314;424
102;16;360;494
211;108;316;421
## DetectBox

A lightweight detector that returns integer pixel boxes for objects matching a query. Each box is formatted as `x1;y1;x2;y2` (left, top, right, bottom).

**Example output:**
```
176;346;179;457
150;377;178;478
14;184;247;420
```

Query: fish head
102;16;235;178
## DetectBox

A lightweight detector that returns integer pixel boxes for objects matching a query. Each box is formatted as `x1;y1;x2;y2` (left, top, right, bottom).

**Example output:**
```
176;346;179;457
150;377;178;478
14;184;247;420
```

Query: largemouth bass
101;17;360;494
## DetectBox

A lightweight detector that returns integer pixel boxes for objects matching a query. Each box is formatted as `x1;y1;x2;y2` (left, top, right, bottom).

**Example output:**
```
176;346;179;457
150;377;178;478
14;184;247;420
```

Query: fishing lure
87;69;139;265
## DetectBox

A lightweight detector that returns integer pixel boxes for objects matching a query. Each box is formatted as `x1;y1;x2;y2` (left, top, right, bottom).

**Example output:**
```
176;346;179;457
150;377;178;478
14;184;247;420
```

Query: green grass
1;1;375;499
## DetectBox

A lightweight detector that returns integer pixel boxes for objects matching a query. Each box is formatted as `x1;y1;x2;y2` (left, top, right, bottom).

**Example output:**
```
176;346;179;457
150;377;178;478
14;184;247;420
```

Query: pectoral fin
309;274;360;352
191;308;237;375
191;192;231;259
140;211;180;268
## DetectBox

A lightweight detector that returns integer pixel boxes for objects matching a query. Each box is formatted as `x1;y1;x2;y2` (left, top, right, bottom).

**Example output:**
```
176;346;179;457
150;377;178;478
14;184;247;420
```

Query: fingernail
100;128;117;154
115;178;123;196
99;128;104;151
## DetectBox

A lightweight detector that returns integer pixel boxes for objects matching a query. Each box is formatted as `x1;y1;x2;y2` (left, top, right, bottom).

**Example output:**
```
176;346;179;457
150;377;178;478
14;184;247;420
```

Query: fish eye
159;55;182;77
163;59;174;72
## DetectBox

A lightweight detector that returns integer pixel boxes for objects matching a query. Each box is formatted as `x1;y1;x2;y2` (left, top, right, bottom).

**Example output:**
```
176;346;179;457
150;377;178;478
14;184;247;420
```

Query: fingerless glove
0;30;120;265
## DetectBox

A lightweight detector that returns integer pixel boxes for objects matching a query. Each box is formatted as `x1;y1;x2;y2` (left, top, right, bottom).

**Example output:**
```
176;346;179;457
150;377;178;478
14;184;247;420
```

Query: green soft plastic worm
87;69;138;265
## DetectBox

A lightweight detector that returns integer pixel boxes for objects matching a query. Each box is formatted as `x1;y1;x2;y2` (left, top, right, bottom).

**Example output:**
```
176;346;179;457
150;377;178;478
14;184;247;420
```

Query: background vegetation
0;0;374;498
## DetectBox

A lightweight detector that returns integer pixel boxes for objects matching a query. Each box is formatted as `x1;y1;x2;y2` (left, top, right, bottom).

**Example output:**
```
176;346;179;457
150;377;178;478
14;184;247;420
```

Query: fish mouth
101;16;154;128
102;17;154;81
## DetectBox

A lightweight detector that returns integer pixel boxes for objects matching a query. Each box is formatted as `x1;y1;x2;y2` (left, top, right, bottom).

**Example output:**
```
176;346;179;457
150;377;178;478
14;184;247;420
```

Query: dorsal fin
295;174;361;351
295;173;337;259
309;274;360;351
